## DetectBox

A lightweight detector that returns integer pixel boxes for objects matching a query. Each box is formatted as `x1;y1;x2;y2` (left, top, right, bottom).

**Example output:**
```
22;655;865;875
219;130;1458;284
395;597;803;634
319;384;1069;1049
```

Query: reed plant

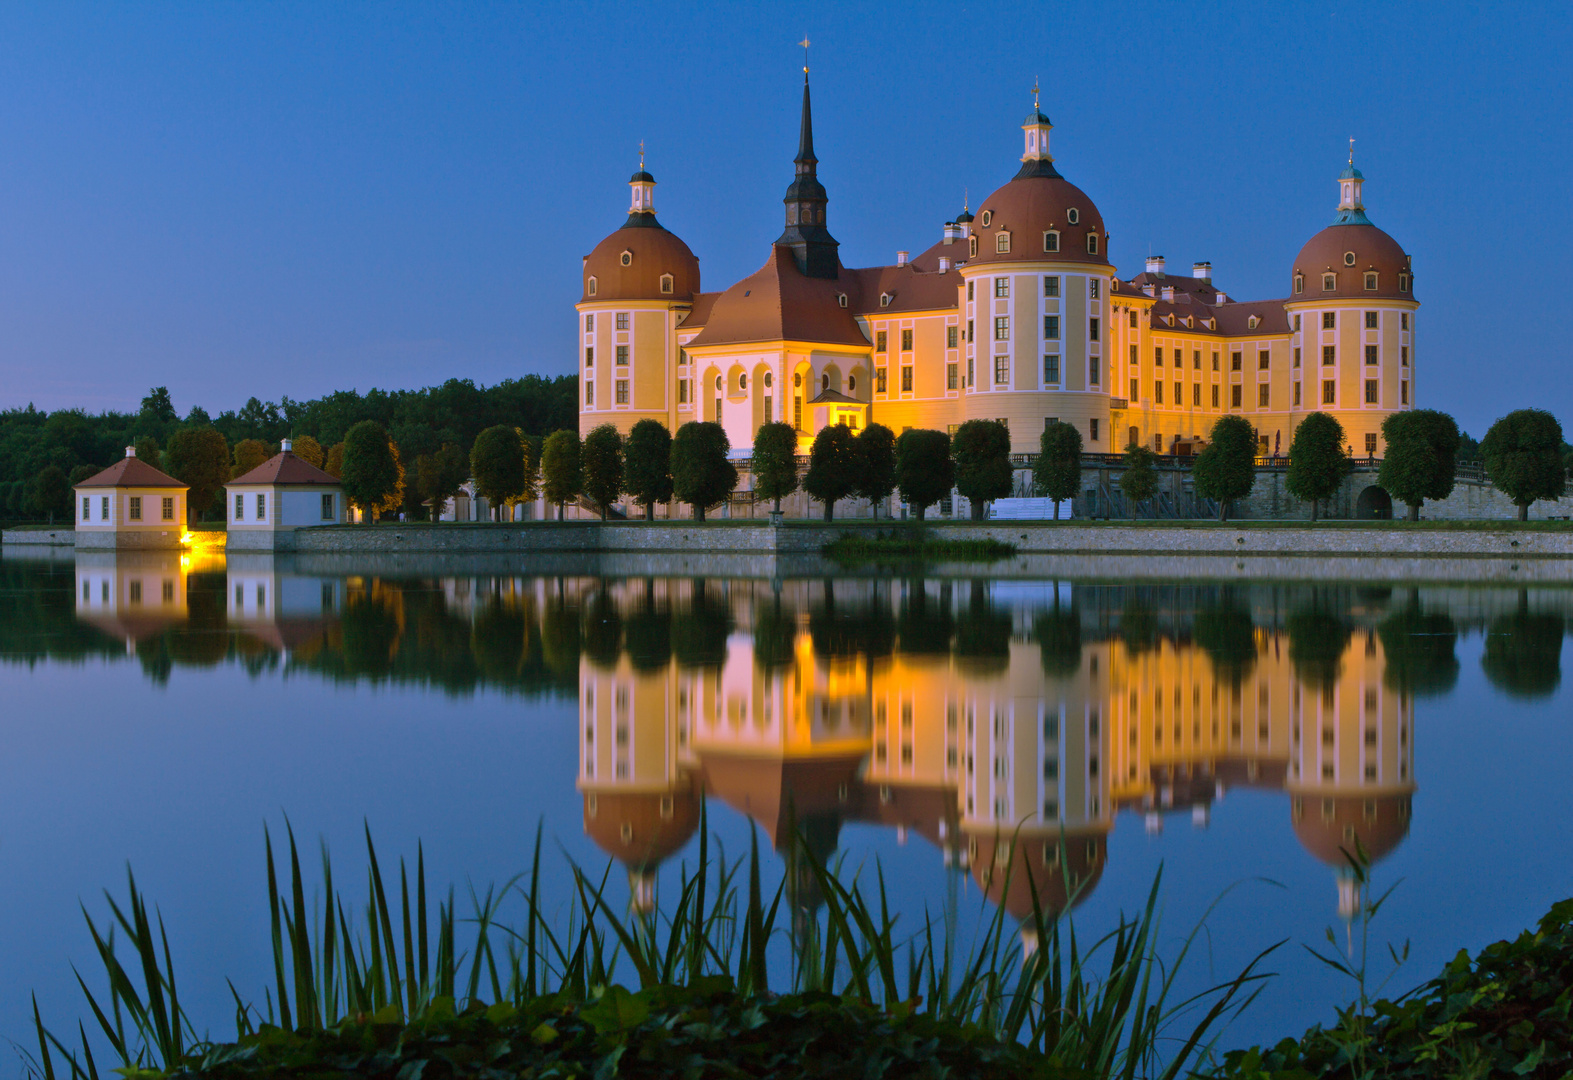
29;812;1277;1080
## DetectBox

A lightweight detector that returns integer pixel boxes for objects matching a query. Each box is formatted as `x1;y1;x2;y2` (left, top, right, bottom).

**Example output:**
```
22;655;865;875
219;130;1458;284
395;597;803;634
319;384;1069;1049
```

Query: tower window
1294;273;1304;294
995;231;1011;253
1401;313;1409;330
901;328;913;351
1086;233;1100;254
1044;354;1060;383
1258;384;1270;408
1365;345;1378;365
1323;345;1336;365
1067;208;1080;224
660;273;673;294
901;367;913;392
616;312;630;330
995;277;1010;298
1401;346;1409;366
1343;252;1356;266
1042;230;1059;252
1322;273;1336;291
1044;276;1059;297
980;210;992;227
1044;315;1060;339
584;347;594;367
1398;273;1411;292
994;355;1009;384
1089;317;1099;341
1401;381;1408;404
1232;385;1243;408
615;380;629;404
1323;380;1336;404
1323;312;1336;329
620;250;633;267
587;276;598;295
995;317;1010;340
1364;272;1378;290
1294;381;1301;406
616;345;629;365
969;236;978;257
584;314;594;331
1365;379;1378;404
1365;311;1378;328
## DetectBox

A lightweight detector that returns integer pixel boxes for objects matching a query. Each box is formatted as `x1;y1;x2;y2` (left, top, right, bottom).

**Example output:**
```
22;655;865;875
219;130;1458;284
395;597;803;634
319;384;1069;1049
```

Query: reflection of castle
576;580;1415;927
74;551;192;646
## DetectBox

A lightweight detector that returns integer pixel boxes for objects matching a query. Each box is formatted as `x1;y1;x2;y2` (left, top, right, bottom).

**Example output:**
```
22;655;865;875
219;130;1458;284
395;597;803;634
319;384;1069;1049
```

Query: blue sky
0;1;1567;438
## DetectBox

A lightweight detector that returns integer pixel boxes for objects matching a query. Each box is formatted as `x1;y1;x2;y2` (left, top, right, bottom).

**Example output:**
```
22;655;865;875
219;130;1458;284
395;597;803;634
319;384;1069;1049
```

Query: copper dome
968;174;1108;268
1291;793;1412;867
582;222;700;303
1291;223;1414;302
967;825;1108;922
582;785;702;870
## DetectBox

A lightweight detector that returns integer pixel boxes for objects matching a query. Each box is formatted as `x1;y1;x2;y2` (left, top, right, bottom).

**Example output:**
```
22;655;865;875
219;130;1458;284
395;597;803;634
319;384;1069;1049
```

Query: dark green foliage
540;430;583;520
623;582;673;672
1286;412;1347;521
163;427;230;524
953;582;1012;673
1481;408;1567;521
1033;421;1082;518
580;588;623;668
231;438;271;480
1034;599;1081;677
1377;597;1459;697
340;421;403;522
1193;594;1258;684
468;425;527;519
803;424;862;521
750;422;799;515
415;443;471;522
1482;601;1564;700
138;386;178;427
1286;593;1352;689
1380;410;1461;520
854;422;897;517
1119;601;1160;656
623;419;674;519
952;419;1012;521
133;436;161;468
821;528;1016;563
1118;443;1159;516
581;424;625;520
27;464;71;523
670;422;737;522
809;583;896;660
894;429;954;520
671;582;733;667
895;582;954;657
1194;415;1257;521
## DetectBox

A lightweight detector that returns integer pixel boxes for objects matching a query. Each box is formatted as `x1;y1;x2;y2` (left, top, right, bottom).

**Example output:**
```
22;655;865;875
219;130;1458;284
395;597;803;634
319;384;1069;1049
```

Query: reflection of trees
1118;599;1159;656
751;591;797;672
954;581;1010;674
1377;596;1459;698
808;581;895;661
897;580;954;658
339;592;402;677
472;602;530;680
1287;591;1352;689
672;580;733;669
0;561;127;665
624;580;672;673
1483;592;1564;700
1033;589;1080;678
581;586;623;670
539;591;582;680
1193;592;1257;684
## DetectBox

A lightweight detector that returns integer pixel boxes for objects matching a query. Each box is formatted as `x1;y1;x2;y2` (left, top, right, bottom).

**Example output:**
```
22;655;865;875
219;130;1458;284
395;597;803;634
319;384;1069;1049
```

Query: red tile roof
686;246;869;349
230;451;342;486
75;456;187;489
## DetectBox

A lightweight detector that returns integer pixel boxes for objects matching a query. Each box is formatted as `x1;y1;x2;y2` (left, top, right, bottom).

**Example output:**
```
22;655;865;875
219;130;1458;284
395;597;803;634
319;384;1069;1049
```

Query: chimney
125;445;136;458
1145;255;1166;276
1192;261;1212;281
281;438;293;453
896;250;909;267
1141;283;1155;297
1162;285;1176;302
942;221;961;243
938;256;951;272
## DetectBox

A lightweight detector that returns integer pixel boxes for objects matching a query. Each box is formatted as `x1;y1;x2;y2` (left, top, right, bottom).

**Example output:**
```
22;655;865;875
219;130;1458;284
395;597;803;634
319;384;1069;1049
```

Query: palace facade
577;78;1418;461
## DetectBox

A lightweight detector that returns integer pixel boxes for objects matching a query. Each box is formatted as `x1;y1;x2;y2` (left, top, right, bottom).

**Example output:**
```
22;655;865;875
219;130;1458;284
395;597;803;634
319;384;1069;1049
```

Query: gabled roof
845;259;961;317
75;457;187;489
230;450;342;487
808;388;865;406
685;246;869;349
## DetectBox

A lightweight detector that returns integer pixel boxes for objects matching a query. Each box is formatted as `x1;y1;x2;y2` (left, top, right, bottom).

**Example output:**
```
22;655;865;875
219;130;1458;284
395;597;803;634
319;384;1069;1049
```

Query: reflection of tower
223;554;340;655
74;551;189;648
1286;629;1415;918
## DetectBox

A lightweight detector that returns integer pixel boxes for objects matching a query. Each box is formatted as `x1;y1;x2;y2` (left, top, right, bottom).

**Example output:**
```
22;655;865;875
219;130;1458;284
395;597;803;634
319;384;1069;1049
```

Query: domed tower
578;153;701;439
958;93;1115;452
1284;147;1418;457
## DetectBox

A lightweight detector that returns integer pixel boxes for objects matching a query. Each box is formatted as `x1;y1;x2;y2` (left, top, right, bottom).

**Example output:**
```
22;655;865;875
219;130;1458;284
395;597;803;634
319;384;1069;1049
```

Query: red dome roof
968;174;1108;267
1291;223;1414;302
582;220;700;303
1292;793;1412;866
966;824;1107;922
582;784;701;870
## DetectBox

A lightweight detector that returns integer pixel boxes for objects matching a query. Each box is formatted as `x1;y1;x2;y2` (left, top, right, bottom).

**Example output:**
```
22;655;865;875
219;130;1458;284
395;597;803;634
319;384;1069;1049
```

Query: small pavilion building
73;447;188;550
225;439;345;551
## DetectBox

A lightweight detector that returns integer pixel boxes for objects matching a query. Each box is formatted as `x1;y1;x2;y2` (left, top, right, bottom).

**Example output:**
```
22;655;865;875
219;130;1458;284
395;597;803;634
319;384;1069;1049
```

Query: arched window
1398;272;1411;292
588;276;598;296
837;293;847;307
821;373;829;391
1293;273;1304;295
1086;233;1100;255
659;273;673;294
793;372;801;388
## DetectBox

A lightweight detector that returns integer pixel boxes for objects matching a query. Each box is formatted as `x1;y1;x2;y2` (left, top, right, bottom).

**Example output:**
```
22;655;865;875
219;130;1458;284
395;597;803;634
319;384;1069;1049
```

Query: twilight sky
0;1;1567;437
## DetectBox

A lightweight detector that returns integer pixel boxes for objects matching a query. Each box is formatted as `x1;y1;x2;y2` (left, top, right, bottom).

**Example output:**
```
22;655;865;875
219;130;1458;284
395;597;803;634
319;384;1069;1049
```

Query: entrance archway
1355;485;1393;520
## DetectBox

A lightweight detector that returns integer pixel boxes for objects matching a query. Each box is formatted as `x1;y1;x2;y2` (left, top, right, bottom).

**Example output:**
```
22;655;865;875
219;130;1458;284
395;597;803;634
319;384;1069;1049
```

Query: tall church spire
777;45;839;279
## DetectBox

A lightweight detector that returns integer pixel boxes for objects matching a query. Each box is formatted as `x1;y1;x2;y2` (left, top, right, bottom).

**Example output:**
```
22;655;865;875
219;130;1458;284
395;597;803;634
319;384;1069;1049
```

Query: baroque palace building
578;75;1418;461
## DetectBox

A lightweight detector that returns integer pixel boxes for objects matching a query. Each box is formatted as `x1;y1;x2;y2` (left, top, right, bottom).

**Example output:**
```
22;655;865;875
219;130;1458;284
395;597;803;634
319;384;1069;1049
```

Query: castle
577;74;1417;464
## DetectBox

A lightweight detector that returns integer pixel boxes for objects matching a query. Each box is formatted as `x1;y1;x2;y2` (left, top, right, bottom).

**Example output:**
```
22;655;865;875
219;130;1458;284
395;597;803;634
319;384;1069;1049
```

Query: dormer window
1086;233;1099;255
620;250;633;267
1182;315;1192;328
980;210;992;227
1322;273;1337;291
588;276;598;296
659;273;673;294
1248;315;1260;330
1042;230;1059;253
1294;273;1304;295
969;236;978;257
995;230;1011;253
1398;272;1411;292
1364;272;1378;291
837;293;848;307
1067;208;1080;224
1343;251;1356;267
880;292;892;307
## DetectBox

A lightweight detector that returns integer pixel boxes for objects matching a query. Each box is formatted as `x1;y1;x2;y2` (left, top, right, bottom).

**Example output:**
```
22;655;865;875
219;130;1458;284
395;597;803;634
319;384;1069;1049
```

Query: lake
1;547;1569;1056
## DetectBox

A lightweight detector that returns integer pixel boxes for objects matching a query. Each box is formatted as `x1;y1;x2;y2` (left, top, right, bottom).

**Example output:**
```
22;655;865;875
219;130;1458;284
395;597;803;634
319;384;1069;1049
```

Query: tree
803;424;862;521
540;430;583;520
138;387;178;426
1482;599;1564;699
1118;443;1158;517
27;465;71;523
231;438;271;479
324;442;345;478
415;443;470;522
289;434;326;469
1193;415;1256;521
1286;412;1347;522
751;421;799;515
894;429;954;520
164;427;230;524
1379;410;1461;521
581;424;625;520
1480;409;1566;522
624;419;674;519
341;420;403;522
952;419;1012;521
507;428;540;515
670;421;737;522
470;425;528;520
1033;421;1081;519
133;436;161;468
855;423;897;518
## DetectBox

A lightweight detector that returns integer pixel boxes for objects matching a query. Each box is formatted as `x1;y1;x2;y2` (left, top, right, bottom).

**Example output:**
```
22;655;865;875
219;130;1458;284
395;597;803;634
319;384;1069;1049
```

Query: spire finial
964;187;969;212
1033;78;1039;110
1348;136;1355;165
799;35;810;78
639;139;645;169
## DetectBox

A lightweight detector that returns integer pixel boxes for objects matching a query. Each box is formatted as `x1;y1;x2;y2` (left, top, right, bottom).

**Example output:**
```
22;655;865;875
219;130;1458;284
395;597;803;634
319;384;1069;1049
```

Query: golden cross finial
1033;78;1040;110
1348;136;1355;165
964;186;969;211
799;35;810;74
639;139;645;169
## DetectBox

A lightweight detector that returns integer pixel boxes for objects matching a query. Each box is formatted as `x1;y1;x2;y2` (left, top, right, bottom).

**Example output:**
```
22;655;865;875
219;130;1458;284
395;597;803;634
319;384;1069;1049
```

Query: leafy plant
1481;408;1567;522
952;419;1012;521
669;421;736;521
1033;421;1082;518
1286;412;1346;521
803;423;862;521
1194;416;1256;522
580;423;625;520
894;428;954;521
623;419;674;519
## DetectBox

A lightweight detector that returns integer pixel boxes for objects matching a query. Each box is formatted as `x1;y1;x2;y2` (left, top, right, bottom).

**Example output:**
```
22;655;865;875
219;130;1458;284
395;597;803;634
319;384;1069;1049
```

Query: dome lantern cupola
1018;81;1061;180
1333;138;1371;226
624;143;660;228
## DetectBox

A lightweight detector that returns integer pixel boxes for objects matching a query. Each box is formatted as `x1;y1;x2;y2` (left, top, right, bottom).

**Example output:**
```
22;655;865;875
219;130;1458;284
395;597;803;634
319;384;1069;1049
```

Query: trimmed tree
855;422;897;519
751;421;799;515
470;425;527;520
540;430;583;520
581;424;625;520
289;434;325;469
803;423;862;522
624;419;674;520
894;429;954;521
952;419;1012;521
1286;412;1347;522
164;426;230;524
231;438;271;480
341;420;403;522
671;421;737;522
1033;421;1082;519
1379;409;1461;521
1118;443;1158;517
415;442;470;522
1193;415;1257;522
1480;409;1564;522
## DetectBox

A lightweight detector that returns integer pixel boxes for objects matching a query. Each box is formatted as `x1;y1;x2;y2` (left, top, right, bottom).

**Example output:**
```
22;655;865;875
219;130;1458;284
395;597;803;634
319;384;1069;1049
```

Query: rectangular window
899;328;911;351
967;281;974;301
994;317;1009;340
1365;433;1378;454
615;379;630;404
615;345;629;365
1154;346;1164;366
1129;344;1138;366
994;355;1009;385
713;396;722;423
1155;381;1164;404
1294;381;1302;406
1229;352;1241;371
1129;309;1137;328
967;357;974;386
1364;273;1378;291
876;367;887;393
1323;312;1336;329
678;379;688;404
1044;355;1060;383
996;232;1011;253
1043;231;1059;252
585;381;594;405
234;494;244;521
584;314;594;332
763;395;772;422
947;325;958;348
1044;275;1059;297
794;396;802;429
129;496;141;521
1401;381;1409;404
967;319;973;342
256;494;266;521
1401;346;1409;366
678;348;688;367
1175;381;1182;405
1401;313;1409;330
1192;383;1201;406
1086;233;1099;254
82;497;90;521
615;312;629;330
1211;385;1220;408
1259;350;1270;370
946;363;958;389
163;497;174;521
1365;344;1379;365
1130;378;1139;401
1323;274;1336;291
1323;345;1336;366
1044;315;1060;339
1089;279;1100;299
1212;352;1220;371
876;330;887;352
1323;380;1336;404
1089;355;1100;386
1193;350;1201;370
994;277;1009;298
1294;347;1301;368
1294;314;1302;330
1090;418;1099;442
321;494;335;520
1365;379;1378;404
584;347;593;367
1258;384;1270;408
1231;384;1243;408
1089;317;1100;341
901;366;913;392
1365;311;1378;329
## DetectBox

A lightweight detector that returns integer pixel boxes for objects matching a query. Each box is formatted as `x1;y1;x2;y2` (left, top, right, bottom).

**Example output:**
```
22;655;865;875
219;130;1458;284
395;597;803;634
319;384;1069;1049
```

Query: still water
1;548;1570;1054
